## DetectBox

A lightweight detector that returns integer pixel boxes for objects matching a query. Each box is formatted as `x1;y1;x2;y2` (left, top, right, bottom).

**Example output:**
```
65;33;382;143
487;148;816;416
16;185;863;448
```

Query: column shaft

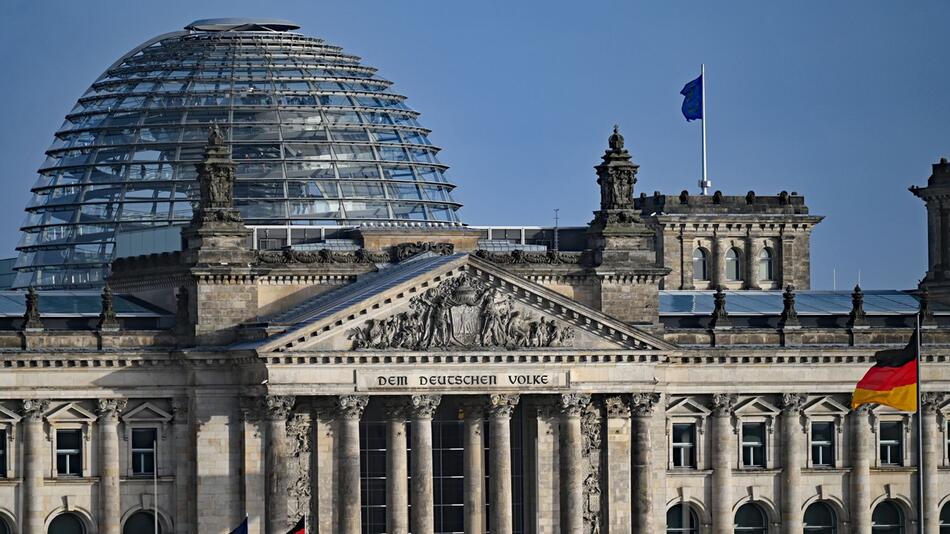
97;399;126;534
850;407;872;534
559;394;587;534
172;399;194;534
410;395;440;534
463;405;485;534
488;395;519;534
711;395;736;534
632;415;653;533
781;395;806;534
386;415;409;534
265;418;288;534
338;396;368;534
921;394;946;533
22;399;49;534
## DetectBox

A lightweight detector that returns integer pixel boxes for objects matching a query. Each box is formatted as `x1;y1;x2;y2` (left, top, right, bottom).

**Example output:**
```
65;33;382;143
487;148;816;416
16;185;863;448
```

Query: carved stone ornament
263;396;296;420
560;393;592;417
473;249;582;266
382;398;409;420
596;125;638;212
630;392;661;416
347;274;575;351
20;399;50;422
459;400;487;420
712;393;738;416
487;394;520;418
918;288;936;326
409;394;442;418
256;248;388;265
781;393;808;414
97;284;119;331
96;399;128;420
848;285;869;328
391;241;454;262
23;287;43;331
603;396;630;418
337;395;369;419
191;125;243;225
778;285;800;328
710;286;730;329
286;413;312;523
171;398;189;422
921;392;948;413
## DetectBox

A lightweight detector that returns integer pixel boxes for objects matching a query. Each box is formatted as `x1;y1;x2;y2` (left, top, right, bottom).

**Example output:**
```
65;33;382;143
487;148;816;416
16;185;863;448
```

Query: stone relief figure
346;274;574;350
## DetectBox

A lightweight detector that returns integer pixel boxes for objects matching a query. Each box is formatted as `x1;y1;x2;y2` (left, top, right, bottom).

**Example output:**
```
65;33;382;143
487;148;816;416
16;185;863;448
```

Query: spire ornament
22;287;43;331
778;285;800;328
710;285;730;329
97;284;119;331
191;125;242;224
848;284;869;328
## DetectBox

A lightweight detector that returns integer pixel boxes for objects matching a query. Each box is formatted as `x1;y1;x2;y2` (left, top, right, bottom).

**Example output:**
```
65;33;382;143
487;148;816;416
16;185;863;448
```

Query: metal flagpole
154;438;159;534
699;63;710;195
915;312;925;533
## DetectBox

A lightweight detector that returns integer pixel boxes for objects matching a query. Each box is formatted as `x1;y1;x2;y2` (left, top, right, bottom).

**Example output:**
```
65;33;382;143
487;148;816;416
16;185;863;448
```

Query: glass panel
49;513;85;534
122;512;160;534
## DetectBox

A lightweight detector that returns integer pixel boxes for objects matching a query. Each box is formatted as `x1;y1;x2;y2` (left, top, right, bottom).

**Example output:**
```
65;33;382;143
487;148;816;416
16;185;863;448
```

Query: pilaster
97;399;127;534
921;392;947;533
20;399;49;534
461;400;487;534
711;393;737;534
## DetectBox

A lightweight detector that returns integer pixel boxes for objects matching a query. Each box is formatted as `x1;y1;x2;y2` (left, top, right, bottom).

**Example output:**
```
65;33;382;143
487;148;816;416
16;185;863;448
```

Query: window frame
671;422;698;469
803;501;838;533
0;428;6;479
725;247;743;282
55;428;84;477
130;427;158;477
740;421;768;469
666;503;700;534
757;247;774;282
809;421;836;469
692;247;709;282
877;419;906;467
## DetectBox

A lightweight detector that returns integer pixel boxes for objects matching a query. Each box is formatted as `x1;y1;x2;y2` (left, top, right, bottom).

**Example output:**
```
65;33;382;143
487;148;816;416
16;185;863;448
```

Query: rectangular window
672;423;696;468
810;422;835;467
131;428;157;476
741;422;766;468
56;429;82;476
0;429;6;478
879;421;903;466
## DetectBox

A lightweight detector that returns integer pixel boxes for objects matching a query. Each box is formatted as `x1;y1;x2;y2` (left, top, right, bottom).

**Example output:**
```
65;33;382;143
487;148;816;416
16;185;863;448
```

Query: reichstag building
0;17;949;534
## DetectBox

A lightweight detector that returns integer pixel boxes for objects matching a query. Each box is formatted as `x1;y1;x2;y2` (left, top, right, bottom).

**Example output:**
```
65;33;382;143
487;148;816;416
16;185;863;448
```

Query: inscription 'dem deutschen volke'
356;371;569;391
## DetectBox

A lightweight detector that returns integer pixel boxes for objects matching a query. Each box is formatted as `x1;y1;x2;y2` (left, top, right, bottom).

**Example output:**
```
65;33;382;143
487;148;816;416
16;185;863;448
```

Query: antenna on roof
553;208;560;252
858;270;862;287
833;268;837;291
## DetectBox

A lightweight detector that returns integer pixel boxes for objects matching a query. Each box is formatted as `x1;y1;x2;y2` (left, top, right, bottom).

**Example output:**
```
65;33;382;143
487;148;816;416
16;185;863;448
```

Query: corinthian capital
781;393;808;414
263;395;295;421
603;396;630;418
711;393;738;416
488;394;520;418
96;399;128;420
338;395;369;419
630;392;661;416
921;392;948;413
409;395;442;419
19;399;50;422
559;393;592;417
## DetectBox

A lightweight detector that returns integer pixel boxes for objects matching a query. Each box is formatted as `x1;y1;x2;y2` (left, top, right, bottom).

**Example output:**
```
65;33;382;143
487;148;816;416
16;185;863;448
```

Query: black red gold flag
851;330;917;412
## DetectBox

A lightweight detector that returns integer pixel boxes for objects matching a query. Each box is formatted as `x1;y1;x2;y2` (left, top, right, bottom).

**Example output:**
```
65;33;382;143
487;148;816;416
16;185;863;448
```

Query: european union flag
680;75;703;121
229;517;248;534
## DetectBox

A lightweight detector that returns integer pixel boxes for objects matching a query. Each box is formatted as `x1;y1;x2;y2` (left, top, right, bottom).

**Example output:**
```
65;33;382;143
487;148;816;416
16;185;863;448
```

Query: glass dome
15;19;463;288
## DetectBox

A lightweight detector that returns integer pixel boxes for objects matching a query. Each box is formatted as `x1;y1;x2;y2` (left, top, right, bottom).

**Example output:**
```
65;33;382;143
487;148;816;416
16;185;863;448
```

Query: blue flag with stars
680;75;703;121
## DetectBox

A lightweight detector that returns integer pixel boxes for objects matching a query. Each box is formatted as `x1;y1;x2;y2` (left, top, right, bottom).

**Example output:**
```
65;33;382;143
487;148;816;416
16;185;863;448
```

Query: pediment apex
803;396;849;416
46;402;96;423
870;403;913;415
0;404;20;423
734;397;780;416
666;397;711;416
121;402;172;423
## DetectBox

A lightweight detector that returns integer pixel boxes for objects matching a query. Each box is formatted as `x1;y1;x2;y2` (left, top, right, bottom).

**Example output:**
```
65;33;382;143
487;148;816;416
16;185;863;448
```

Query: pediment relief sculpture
347;274;575;351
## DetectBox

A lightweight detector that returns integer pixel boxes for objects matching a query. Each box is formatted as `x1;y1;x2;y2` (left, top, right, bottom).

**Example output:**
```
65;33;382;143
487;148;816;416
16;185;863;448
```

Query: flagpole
700;63;710;195
153;438;159;534
915;312;925;533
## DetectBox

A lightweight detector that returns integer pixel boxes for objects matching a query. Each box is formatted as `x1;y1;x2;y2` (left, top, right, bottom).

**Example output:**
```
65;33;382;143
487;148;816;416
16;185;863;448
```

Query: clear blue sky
1;0;947;289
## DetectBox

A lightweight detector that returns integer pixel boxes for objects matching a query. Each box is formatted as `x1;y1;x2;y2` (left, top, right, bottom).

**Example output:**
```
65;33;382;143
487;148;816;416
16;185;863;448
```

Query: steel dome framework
15;20;463;288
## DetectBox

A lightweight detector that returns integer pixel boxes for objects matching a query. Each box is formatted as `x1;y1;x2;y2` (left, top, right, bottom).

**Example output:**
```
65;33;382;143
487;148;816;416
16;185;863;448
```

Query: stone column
631;393;661;534
264;396;295;534
172;398;194;534
713;236;727;286
488;394;520;534
602;396;631;534
21;399;49;534
559;394;590;534
462;400;486;534
780;393;807;534
240;396;266;534
410;395;441;534
745;234;761;289
338;395;368;534
312;400;338;534
850;406;872;534
711;394;737;534
921;393;947;533
96;399;127;534
384;400;410;534
681;231;696;289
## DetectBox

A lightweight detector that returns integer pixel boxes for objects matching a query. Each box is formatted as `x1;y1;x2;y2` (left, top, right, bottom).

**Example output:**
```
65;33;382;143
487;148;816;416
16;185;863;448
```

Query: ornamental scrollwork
487;394;520;418
711;393;738;416
263;396;296;421
409;395;442;418
781;393;808;414
921;392;948;413
347;275;574;350
603;396;630;418
474;249;582;265
337;395;369;419
391;241;454;262
630;392;661;416
256;248;388;265
286;413;312;524
20;399;50;422
96;399;128;420
560;393;592;417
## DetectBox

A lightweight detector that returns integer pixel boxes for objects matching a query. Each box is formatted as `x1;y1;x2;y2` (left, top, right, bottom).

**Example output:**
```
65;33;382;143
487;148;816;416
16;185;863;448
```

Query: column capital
460;398;487;419
560;393;592;417
603;395;630;418
630;392;661;416
409;394;442;418
711;393;738;416
171;397;189;422
96;399;128;421
240;396;263;422
263;395;295;421
780;393;808;414
921;392;948;413
382;397;408;420
19;399;50;422
851;404;872;416
338;395;369;419
488;394;520;418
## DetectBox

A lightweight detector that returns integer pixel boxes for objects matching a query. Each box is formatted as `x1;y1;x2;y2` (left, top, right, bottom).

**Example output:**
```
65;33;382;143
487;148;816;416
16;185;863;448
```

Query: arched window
123;511;161;534
692;248;709;281
940;502;950;533
735;503;767;534
48;513;85;534
804;502;837;533
0;515;9;534
757;248;774;281
726;248;743;281
667;504;699;534
871;501;904;533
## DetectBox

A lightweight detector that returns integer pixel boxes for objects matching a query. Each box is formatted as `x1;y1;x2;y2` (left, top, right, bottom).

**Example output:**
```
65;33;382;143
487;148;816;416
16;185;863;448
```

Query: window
56;430;82;476
692;248;709;281
672;423;696;468
811;422;835;467
726;248;742;281
757;248;774;281
804;502;837;533
734;503;767;534
741;422;766;468
131;428;157;476
871;500;904;533
0;516;8;534
939;502;950;533
48;513;85;534
667;504;699;534
0;429;6;478
122;511;160;534
879;421;903;466
359;420;388;533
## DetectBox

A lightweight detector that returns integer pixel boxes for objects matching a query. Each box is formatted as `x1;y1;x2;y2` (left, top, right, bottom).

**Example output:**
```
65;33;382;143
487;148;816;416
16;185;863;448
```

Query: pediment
870;403;912;415
803;396;849;416
46;402;96;423
666;397;711;417
121;402;172;423
0;404;20;424
255;254;676;353
734;397;780;416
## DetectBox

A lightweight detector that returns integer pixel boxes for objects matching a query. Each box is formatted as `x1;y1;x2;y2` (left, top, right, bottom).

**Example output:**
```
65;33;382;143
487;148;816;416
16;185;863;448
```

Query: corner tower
911;157;950;301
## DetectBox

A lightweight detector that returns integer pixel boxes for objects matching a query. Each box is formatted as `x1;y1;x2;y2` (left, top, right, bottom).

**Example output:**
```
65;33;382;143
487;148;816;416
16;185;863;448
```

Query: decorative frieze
473;249;582;265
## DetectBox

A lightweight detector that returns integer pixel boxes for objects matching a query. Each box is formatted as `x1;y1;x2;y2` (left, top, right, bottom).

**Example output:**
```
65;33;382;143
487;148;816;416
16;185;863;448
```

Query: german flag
286;517;305;534
851;330;918;412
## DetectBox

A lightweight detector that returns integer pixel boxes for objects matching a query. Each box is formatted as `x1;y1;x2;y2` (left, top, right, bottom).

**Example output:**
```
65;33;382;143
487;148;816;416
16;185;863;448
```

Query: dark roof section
185;18;300;32
0;291;170;317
